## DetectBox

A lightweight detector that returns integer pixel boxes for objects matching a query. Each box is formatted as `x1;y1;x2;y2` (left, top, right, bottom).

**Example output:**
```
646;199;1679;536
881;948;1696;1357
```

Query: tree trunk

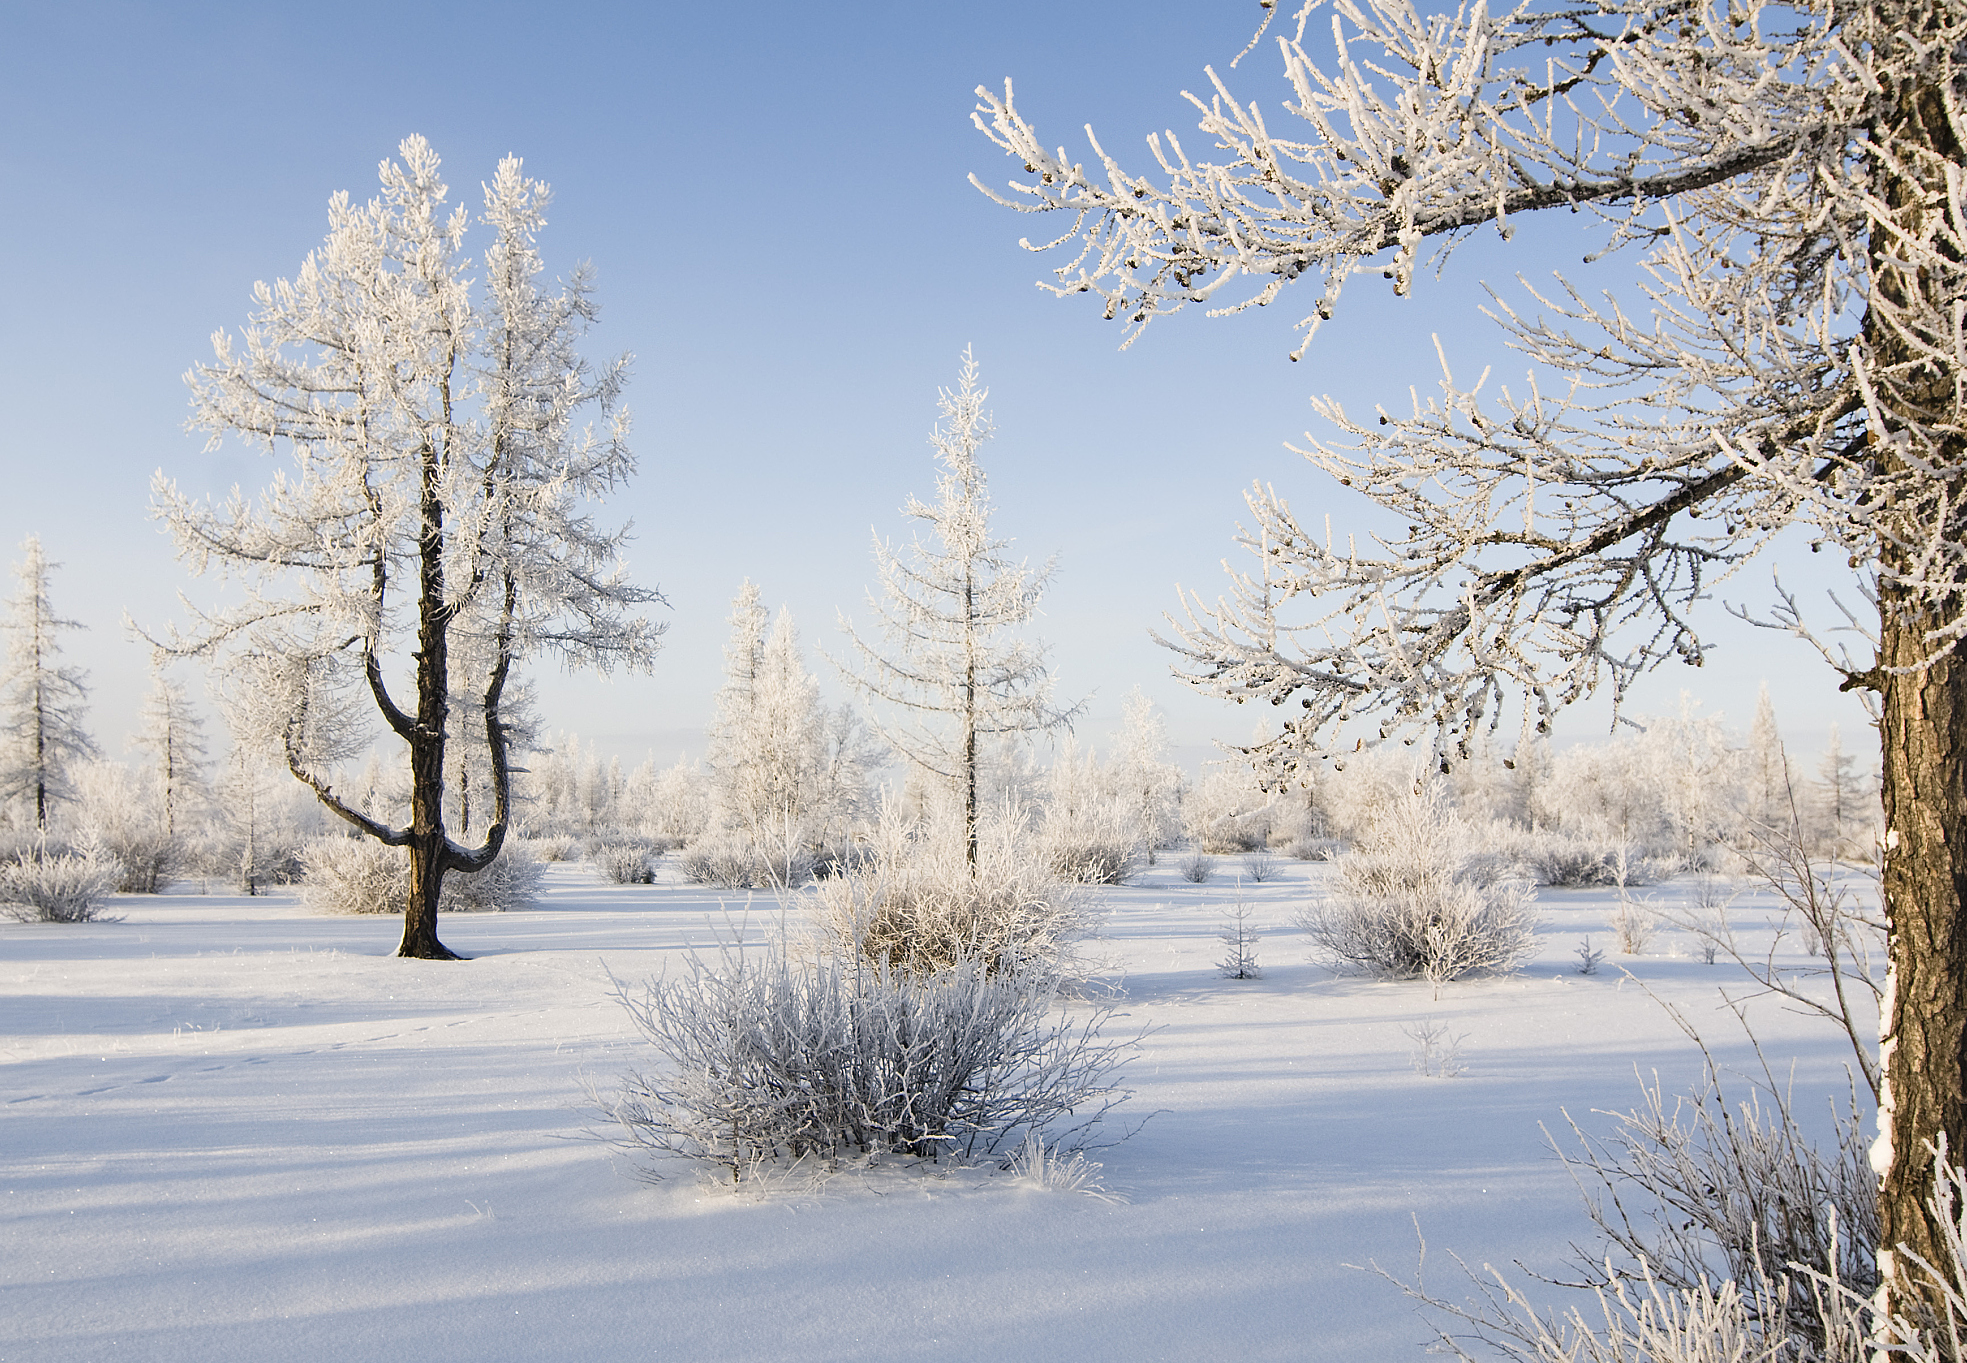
397;828;458;961
1877;594;1967;1325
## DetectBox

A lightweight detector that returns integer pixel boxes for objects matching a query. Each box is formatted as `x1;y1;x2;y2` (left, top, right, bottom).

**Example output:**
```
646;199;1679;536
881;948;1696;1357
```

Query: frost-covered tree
1747;683;1789;830
708;586;879;861
1112;688;1184;854
838;349;1078;865
153;138;662;958
131;660;208;841
974;0;1967;1307
0;536;97;831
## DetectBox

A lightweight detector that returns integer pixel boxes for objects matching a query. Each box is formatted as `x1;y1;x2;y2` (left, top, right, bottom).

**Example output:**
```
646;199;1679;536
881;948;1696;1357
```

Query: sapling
1216;893;1263;979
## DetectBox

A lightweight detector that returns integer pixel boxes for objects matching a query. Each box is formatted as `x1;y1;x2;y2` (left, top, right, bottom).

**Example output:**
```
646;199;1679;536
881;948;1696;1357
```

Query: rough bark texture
1866;3;1967;1326
1878;596;1967;1322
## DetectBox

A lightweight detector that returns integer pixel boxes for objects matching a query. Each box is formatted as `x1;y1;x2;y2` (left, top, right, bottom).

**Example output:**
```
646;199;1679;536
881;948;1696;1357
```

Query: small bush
0;851;121;923
1242;848;1279;883
591;840;660;885
600;944;1135;1183
678;834;811;890
1178;851;1216;884
300;836;403;915
529;835;578;863
101;828;182;894
1045;832;1138;886
1283;835;1342;862
1039;798;1141;886
1609;896;1657;955
811;815;1096;977
1520;832;1677;888
440;842;545;913
1297;783;1537;983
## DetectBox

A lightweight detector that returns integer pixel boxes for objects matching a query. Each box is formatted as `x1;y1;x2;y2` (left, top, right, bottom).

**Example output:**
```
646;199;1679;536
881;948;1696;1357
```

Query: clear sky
0;1;1875;778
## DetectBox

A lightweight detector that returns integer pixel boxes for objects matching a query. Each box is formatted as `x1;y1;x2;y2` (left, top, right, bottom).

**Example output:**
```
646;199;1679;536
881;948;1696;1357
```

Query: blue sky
0;1;1874;775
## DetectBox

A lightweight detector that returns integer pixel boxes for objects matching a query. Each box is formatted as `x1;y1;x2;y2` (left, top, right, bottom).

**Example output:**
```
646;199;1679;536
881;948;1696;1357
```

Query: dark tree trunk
1877;594;1967;1323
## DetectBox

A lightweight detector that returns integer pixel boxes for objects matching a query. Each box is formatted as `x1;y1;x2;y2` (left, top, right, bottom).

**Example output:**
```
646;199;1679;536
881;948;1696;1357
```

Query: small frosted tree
153;138;662;958
707;585;878;862
131;660;208;841
0;536;98;832
838;348;1078;865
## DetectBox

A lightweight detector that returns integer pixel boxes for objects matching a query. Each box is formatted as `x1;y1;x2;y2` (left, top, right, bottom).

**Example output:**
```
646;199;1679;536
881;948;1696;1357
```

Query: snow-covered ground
2;859;1872;1362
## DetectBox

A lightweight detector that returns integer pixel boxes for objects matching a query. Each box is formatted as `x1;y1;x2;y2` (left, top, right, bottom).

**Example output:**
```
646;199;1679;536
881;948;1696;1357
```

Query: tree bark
1877;594;1967;1324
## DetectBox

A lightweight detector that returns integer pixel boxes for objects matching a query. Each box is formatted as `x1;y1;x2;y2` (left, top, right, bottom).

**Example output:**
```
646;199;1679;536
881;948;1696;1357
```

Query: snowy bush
1041;797;1140;886
300;836;403;915
302;835;543;914
440;842;545;913
0;849;120;922
811;813;1096;976
678;832;811;890
526;834;578;863
1178;851;1215;884
1518;832;1678;889
589;839;659;885
600;943;1135;1182
1298;783;1537;983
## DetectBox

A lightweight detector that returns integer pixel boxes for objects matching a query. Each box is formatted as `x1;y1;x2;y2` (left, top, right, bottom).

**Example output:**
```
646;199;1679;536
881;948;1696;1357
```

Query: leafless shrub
300;836;402;915
1609;897;1656;956
679;834;812;890
1242;848;1279;882
1298;784;1538;984
1404;1019;1467;1078
1284;835;1342;861
592;840;659;885
598;944;1136;1184
1178;851;1216;884
0;849;121;922
1520;834;1679;889
1044;830;1139;886
1552;1021;1878;1353
811;815;1095;977
440;842;544;913
528;834;578;863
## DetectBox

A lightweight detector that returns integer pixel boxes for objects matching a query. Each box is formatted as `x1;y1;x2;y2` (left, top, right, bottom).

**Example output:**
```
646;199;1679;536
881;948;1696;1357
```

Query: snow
2;860;1870;1361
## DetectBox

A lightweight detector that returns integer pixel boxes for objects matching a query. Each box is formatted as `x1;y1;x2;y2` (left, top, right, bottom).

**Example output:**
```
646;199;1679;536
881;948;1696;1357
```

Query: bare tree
153;138;662;958
974;0;1967;1319
837;348;1078;865
0;536;97;832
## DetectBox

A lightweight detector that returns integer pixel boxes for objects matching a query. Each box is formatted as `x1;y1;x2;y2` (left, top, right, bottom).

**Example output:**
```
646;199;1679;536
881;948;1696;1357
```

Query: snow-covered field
2;860;1870;1362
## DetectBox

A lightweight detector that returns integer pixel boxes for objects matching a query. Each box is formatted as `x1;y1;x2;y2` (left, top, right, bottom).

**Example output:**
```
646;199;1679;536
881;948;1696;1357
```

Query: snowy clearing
2;859;1871;1361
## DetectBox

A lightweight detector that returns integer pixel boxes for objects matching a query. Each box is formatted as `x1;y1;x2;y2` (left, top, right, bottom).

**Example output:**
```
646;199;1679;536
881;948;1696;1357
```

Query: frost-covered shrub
811;813;1096;977
98;828;183;894
440;842;545;913
589;839;659;885
1178;851;1215;884
600;943;1134;1182
0;850;120;923
1518;832;1678;888
301;835;543;914
1041;802;1140;886
678;833;811;890
527;834;578;863
1298;783;1537;983
301;836;403;915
